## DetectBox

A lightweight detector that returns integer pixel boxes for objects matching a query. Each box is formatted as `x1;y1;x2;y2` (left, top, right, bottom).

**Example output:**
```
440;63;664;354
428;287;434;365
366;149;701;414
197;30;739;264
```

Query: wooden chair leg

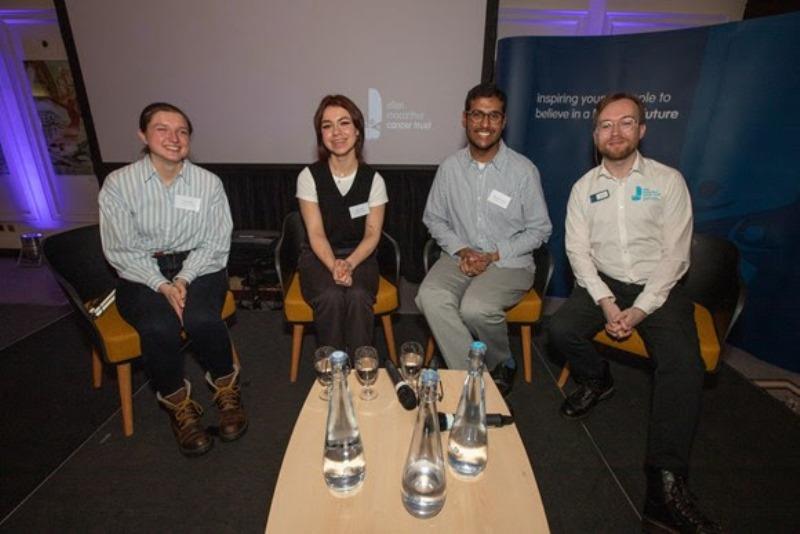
557;363;571;389
521;325;533;383
117;362;134;437
424;336;436;366
381;314;398;366
290;324;304;382
91;348;103;389
231;340;241;368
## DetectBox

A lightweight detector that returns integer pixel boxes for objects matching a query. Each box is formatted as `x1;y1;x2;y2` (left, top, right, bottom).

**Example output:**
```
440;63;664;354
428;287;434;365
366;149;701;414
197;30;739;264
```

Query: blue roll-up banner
496;12;800;372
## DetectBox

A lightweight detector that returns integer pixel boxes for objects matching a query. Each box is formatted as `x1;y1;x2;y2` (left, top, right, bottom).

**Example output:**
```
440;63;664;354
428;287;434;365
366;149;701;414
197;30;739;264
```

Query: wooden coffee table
265;369;549;533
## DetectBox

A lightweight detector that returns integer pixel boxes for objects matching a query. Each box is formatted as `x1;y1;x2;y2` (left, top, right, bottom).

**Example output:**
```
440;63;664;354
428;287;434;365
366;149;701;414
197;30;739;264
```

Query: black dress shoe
559;369;614;419
490;362;516;397
642;467;723;533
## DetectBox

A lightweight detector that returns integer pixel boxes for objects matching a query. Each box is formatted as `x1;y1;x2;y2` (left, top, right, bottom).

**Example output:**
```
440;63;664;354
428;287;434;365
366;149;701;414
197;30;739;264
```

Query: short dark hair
313;95;366;163
464;83;507;114
593;93;646;128
139;102;193;135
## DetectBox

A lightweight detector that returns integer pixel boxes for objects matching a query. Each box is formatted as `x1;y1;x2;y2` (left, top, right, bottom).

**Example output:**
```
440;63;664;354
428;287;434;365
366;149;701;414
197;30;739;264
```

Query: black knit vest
308;161;375;253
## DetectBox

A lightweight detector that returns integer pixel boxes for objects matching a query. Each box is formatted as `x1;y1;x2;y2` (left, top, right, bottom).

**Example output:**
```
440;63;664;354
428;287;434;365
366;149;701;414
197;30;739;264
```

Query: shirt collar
141;155;190;184
461;140;508;172
596;151;643;182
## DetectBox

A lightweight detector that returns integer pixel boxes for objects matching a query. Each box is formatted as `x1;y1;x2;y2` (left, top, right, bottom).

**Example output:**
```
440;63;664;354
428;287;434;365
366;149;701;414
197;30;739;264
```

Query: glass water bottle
402;369;447;518
447;341;488;477
323;350;366;493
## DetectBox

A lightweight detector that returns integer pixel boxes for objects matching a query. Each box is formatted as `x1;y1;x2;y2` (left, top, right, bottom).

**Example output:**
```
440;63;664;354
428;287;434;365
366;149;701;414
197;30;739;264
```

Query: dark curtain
100;163;437;282
214;165;436;283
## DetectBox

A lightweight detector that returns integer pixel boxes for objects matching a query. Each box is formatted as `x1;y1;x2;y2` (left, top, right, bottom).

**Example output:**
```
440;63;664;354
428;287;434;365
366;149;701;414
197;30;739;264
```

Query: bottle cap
420;368;439;385
330;351;348;365
470;341;487;352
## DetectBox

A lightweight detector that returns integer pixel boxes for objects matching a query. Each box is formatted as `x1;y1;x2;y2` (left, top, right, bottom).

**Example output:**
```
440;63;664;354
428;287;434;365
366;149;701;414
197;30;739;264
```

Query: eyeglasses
466;109;505;125
596;117;638;134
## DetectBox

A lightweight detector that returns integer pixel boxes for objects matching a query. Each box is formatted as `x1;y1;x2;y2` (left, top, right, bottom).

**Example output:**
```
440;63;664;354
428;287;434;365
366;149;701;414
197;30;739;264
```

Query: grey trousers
416;254;533;370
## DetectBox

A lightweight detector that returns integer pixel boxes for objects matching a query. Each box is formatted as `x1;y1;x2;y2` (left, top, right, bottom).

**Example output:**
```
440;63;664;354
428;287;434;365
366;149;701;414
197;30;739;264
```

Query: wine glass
354;346;379;401
400;341;424;393
314;345;335;400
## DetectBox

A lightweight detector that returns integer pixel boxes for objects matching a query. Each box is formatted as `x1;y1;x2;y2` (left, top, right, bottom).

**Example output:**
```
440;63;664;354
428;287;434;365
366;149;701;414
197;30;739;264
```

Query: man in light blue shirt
416;83;552;395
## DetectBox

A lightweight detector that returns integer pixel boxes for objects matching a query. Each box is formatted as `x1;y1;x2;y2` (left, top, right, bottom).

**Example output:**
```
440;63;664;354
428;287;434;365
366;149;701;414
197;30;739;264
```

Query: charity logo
631;185;661;201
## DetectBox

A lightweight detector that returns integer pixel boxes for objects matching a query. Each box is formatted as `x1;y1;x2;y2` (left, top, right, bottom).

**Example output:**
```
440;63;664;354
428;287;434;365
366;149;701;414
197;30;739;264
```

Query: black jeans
298;248;379;352
116;257;232;395
548;276;705;475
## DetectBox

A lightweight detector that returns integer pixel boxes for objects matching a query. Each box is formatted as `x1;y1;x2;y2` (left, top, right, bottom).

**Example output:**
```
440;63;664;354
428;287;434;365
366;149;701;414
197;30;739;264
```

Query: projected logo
367;88;382;140
366;88;432;141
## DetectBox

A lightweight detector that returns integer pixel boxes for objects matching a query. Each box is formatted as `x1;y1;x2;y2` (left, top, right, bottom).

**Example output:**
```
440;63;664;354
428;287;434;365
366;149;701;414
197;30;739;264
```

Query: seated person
549;93;721;532
99;102;246;457
415;83;552;396
296;94;388;352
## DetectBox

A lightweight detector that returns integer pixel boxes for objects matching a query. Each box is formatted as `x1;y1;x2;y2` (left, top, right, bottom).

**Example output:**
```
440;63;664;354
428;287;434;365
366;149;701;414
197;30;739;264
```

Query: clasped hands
599;297;647;340
332;258;354;287
457;247;499;277
159;278;188;323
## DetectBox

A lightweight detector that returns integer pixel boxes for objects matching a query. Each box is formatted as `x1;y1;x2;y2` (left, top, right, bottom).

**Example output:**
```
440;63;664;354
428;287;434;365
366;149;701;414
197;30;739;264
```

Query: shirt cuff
632;292;663;316
175;269;197;285
583;279;614;305
149;276;171;293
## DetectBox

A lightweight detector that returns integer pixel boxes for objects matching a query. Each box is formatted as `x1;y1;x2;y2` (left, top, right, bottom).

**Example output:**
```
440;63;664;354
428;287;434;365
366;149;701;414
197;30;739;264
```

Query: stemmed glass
314;345;335;400
400;341;424;393
354;346;379;401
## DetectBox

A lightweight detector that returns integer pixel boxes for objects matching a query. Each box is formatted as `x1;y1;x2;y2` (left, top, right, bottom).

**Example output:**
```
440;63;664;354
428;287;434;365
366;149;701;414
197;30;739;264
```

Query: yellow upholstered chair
422;240;553;382
557;233;746;387
43;224;239;436
274;212;400;381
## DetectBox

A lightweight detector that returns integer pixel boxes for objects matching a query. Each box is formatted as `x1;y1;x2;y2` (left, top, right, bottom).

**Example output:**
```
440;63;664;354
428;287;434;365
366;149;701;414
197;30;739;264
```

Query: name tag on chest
349;202;370;219
174;194;201;212
487;189;511;209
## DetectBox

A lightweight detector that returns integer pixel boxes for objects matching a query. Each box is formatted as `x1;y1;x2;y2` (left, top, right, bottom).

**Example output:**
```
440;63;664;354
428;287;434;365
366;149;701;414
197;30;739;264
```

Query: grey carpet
1;309;798;533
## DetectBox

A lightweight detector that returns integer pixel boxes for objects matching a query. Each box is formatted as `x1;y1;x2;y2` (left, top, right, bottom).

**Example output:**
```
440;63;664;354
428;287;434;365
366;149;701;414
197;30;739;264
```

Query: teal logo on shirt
631;186;661;201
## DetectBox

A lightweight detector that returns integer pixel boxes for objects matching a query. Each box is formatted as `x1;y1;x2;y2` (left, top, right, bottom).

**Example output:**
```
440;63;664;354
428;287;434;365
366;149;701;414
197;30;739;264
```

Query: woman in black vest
296;95;388;351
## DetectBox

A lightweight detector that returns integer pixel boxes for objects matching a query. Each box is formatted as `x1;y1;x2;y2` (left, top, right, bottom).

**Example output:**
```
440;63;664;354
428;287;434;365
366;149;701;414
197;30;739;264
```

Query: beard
597;139;638;161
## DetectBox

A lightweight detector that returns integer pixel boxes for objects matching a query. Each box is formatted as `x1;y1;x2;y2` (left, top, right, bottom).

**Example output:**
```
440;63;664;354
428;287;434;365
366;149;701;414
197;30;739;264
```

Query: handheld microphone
385;359;417;410
437;412;514;431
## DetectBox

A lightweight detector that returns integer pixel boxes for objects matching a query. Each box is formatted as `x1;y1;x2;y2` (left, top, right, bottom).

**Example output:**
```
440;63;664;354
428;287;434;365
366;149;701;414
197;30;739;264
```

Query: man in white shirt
549;93;721;533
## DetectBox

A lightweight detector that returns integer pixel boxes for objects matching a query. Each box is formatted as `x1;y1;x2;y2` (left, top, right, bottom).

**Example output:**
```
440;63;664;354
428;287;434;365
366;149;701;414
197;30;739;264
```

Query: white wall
498;0;747;39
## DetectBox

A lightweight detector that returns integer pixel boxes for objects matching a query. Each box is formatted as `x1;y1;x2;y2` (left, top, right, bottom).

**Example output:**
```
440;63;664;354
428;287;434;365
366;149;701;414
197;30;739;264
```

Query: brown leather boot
157;381;213;457
206;365;248;442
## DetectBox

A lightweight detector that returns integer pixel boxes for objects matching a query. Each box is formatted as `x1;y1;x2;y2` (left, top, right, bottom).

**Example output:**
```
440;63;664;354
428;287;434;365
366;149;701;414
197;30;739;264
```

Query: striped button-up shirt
99;156;232;291
423;141;552;272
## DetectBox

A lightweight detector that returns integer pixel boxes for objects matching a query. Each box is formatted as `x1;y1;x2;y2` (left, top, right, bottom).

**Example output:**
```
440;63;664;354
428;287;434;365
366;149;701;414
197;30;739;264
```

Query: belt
152;250;190;258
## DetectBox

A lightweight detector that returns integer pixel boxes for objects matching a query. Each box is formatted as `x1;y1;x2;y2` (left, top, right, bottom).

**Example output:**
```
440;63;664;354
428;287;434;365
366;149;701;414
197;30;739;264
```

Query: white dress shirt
565;152;693;315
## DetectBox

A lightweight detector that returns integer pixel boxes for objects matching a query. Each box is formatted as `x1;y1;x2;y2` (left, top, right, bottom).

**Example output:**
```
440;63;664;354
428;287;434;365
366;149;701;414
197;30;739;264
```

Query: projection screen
62;0;488;165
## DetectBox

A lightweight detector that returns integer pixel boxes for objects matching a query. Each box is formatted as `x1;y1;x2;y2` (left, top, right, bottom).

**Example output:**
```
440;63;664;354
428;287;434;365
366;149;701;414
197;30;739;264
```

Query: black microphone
437;412;514;431
385;359;417;410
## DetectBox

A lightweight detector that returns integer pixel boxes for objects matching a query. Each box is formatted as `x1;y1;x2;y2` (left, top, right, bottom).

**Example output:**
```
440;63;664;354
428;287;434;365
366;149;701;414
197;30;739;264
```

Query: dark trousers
298;249;379;352
116;259;232;396
548;276;705;475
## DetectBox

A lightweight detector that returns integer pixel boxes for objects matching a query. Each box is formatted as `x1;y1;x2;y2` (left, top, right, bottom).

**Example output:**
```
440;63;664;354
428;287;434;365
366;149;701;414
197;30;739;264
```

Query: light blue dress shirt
423;141;552;272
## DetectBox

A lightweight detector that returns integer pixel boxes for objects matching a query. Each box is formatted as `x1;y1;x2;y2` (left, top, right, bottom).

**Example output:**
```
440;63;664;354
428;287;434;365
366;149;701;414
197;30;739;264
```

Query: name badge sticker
487;189;511;209
349;202;370;219
174;194;201;212
590;190;610;203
